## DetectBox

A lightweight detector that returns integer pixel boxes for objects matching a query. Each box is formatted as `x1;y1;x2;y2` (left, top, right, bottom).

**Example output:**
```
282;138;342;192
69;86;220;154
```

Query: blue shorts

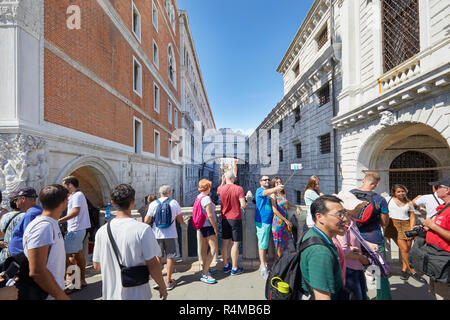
64;229;86;254
255;222;271;250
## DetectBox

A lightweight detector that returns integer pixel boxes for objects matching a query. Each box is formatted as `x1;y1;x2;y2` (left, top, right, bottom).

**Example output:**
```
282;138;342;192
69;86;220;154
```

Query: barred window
296;143;302;158
295;106;301;123
382;0;420;73
317;25;328;51
319;133;331;154
318;83;330;107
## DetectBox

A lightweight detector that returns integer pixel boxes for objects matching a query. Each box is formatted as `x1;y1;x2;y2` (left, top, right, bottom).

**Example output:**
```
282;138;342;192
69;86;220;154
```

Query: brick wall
44;0;181;157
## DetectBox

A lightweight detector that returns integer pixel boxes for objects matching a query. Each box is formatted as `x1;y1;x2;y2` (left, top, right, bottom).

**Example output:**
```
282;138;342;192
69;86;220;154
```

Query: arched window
168;44;176;86
389;151;438;199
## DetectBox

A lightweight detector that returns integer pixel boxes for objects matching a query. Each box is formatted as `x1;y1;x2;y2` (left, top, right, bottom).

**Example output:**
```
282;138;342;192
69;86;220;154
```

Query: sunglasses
261;179;270;182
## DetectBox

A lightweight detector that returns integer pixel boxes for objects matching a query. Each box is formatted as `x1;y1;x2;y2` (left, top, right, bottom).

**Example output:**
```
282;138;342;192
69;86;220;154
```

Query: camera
404;225;426;238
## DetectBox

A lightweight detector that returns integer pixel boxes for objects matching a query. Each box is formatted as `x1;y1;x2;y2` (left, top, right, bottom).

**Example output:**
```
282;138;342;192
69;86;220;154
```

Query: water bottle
105;203;111;220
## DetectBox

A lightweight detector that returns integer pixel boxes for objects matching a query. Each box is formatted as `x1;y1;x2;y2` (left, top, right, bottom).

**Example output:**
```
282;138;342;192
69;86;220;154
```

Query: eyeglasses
437;185;449;189
327;211;349;220
261;179;270;182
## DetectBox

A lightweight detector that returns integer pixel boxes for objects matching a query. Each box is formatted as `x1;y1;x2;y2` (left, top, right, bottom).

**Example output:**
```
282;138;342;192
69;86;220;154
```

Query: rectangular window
132;2;141;42
168;139;172;160
153;40;159;68
279;120;283;133
382;0;420;73
191;135;195;163
296;143;302;158
134;118;142;154
279;149;283;162
174;109;178;129
133;57;142;97
319;133;331;154
168;101;172;124
152;0;158;31
318;83;330;107
154;131;160;158
296;191;302;205
154;83;160;112
295;106;301;122
317;25;328;51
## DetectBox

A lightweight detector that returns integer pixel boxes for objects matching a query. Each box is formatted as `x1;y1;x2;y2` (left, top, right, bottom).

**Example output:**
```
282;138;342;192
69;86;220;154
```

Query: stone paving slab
70;261;436;300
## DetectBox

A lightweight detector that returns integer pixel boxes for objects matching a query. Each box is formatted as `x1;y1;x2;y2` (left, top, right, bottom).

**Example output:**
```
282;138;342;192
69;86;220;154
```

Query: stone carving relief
379;110;395;127
0;134;49;206
0;0;43;39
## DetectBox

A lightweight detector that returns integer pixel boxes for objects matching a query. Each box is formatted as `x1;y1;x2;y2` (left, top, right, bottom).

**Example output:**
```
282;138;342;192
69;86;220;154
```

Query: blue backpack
154;198;173;229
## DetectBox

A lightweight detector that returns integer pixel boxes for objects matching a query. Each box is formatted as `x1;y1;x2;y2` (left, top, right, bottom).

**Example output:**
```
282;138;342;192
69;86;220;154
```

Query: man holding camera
422;178;450;300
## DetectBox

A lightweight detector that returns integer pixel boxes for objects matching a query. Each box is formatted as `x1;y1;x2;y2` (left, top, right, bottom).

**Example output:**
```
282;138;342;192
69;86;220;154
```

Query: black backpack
265;235;340;300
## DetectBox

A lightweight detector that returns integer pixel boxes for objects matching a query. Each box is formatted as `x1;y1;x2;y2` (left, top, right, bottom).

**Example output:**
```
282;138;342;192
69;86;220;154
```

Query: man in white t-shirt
144;184;184;291
413;184;445;219
23;184;70;300
59;176;91;291
93;184;167;300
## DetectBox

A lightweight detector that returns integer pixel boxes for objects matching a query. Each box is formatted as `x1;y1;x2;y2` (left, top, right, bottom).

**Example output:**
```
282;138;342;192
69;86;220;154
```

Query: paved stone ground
70;260;436;300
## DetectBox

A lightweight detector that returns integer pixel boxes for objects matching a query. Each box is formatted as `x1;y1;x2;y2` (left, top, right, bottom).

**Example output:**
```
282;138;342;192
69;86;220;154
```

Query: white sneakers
260;264;270;280
200;272;217;284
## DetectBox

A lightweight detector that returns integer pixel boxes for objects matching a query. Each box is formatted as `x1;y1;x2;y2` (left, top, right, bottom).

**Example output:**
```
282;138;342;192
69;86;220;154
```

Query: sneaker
200;273;217;284
231;267;244;276
260;267;268;280
153;283;159;290
410;272;426;283
400;271;410;281
223;263;232;273
166;279;176;291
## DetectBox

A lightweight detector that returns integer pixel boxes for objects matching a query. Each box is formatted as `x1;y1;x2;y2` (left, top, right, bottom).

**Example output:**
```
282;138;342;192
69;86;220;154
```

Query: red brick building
0;0;189;207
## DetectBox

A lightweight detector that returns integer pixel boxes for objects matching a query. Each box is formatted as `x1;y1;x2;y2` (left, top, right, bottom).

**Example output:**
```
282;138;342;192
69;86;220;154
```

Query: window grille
389;151;438;199
317;26;328;51
382;0;420;73
319;133;331;154
318;83;330;107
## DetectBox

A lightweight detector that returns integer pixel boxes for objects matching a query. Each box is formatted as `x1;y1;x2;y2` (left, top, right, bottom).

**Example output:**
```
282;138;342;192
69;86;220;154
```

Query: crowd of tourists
0;171;448;301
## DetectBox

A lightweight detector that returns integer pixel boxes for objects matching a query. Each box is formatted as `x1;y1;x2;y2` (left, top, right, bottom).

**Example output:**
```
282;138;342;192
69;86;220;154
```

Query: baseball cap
16;187;38;198
428;177;450;187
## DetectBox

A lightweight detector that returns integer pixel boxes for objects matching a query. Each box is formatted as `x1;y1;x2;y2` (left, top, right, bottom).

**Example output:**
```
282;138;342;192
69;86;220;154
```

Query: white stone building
245;0;449;202
179;10;218;206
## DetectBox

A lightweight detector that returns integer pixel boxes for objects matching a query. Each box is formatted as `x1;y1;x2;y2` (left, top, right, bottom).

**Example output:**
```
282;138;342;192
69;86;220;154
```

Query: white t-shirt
67;191;91;232
387;198;413;221
304;189;320;227
23;215;66;300
146;197;182;239
414;193;444;219
197;194;216;228
92;218;161;300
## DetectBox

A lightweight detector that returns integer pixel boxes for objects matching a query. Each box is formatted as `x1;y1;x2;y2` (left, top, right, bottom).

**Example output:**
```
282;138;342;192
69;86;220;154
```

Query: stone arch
355;121;450;193
54;156;118;207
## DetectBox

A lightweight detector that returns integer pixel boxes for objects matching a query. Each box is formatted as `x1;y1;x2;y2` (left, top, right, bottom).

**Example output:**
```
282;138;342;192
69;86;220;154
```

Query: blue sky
178;0;315;135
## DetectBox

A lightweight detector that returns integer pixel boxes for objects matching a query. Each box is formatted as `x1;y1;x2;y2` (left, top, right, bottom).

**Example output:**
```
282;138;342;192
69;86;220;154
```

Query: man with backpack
350;172;391;300
144;184;184;290
299;195;349;300
23;184;70;300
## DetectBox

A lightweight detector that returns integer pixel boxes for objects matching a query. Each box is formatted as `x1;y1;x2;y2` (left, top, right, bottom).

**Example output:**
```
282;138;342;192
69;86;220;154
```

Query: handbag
106;220;150;288
408;203;450;283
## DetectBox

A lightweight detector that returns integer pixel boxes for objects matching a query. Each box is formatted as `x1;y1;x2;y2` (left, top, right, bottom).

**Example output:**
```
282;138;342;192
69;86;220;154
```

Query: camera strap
429;203;450;220
106;219;125;269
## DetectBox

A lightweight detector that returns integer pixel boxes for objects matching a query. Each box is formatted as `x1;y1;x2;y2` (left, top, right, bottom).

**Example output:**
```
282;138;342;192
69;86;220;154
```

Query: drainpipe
330;0;339;194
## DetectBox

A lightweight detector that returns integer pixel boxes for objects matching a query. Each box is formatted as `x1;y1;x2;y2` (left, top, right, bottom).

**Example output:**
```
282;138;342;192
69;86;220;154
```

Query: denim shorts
64;229;86;254
255;222;272;250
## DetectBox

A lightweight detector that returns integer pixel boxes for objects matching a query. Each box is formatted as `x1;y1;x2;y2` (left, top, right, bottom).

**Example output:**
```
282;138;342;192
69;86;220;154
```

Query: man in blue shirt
9;187;43;255
255;175;284;279
352;172;391;300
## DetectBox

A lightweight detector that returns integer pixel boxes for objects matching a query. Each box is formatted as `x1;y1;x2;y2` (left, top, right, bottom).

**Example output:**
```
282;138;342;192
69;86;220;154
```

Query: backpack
86;198;100;242
349;189;379;229
192;195;207;230
265;234;342;300
154;198;173;229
